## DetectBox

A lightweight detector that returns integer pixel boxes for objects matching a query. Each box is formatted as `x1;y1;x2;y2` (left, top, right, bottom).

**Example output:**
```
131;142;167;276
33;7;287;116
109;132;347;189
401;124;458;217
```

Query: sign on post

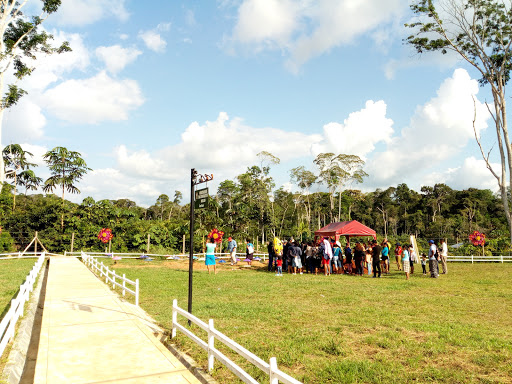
194;187;209;209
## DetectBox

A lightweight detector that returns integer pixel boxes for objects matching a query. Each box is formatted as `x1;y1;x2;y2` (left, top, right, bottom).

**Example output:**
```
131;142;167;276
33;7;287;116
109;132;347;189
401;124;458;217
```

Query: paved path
27;256;201;384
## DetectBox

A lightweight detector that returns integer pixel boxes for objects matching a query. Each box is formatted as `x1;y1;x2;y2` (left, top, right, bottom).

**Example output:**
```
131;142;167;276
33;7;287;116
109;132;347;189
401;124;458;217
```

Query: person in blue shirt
205;238;217;275
381;241;389;274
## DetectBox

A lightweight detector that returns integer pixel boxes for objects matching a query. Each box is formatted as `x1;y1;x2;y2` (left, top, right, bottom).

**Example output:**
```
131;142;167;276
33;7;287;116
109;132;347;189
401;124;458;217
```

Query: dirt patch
112;259;268;272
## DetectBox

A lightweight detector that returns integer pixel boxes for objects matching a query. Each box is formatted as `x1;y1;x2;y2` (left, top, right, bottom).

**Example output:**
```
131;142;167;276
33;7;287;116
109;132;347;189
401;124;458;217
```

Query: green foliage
43;147;91;197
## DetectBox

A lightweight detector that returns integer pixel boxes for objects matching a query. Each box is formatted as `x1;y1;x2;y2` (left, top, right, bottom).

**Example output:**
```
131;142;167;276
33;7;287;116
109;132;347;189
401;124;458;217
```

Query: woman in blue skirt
205;238;217;274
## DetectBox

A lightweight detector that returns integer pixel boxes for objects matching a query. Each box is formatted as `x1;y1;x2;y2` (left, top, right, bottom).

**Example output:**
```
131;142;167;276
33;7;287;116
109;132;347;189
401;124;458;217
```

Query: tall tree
0;1;71;183
3;143;36;210
43;147;91;229
289;166;317;228
314;153;368;221
405;0;512;243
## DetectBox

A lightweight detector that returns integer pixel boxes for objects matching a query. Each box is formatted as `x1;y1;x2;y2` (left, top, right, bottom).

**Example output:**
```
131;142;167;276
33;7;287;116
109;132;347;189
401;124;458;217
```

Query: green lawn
0;257;42;378
0;258;40;319
95;260;512;383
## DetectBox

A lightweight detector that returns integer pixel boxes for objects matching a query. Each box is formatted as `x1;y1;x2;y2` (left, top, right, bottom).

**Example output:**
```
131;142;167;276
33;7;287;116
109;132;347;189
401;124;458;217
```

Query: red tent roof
314;220;376;240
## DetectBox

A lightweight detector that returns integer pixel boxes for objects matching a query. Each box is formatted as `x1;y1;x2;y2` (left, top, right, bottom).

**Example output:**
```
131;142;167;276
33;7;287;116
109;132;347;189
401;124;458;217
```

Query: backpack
434;248;439;260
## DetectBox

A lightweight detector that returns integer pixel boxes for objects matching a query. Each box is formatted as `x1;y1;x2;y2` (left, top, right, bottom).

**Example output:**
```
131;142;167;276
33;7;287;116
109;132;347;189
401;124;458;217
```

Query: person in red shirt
276;256;283;276
394;242;403;271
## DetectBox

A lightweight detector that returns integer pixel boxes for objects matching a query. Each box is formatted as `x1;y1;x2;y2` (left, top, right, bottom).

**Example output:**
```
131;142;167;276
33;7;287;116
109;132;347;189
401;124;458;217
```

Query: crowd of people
263;237;448;280
205;236;448;280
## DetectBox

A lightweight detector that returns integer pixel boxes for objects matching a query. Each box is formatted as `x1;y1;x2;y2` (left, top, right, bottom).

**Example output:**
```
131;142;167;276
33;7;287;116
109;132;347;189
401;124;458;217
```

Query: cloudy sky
3;0;504;207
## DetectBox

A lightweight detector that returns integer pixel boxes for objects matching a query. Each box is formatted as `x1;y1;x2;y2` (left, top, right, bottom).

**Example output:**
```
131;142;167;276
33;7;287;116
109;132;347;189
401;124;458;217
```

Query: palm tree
18;169;43;195
43;147;91;230
3;144;36;210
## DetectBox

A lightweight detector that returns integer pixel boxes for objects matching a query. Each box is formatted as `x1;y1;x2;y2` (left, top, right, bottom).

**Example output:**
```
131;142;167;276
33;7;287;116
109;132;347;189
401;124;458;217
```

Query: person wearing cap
394;242;403;271
227;237;237;265
428;240;439;278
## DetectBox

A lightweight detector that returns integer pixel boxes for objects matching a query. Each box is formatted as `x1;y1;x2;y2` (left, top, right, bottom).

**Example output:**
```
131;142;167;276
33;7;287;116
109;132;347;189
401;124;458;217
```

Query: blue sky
3;0;505;207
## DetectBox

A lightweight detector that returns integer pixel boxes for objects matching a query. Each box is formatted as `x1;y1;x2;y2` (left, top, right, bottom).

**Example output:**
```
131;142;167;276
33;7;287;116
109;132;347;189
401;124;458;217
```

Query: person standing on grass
321;237;333;275
365;242;373;276
394;242;403;271
305;242;314;274
276;256;283;276
421;253;427;275
354;241;365;276
372;240;382;278
439;238;448;274
283;238;292;273
245;239;254;266
292;241;303;274
227;237;237;265
428;240;439;278
344;243;353;274
205;238;217;274
267;240;275;272
332;241;341;274
409;246;417;274
402;244;410;280
381;241;389;274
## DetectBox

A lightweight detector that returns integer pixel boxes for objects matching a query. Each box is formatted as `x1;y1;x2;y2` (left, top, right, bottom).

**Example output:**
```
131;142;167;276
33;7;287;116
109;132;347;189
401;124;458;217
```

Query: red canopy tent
314;220;376;244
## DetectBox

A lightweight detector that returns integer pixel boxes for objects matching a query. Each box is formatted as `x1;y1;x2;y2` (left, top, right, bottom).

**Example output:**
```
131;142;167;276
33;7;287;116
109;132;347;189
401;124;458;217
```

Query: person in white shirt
428;240;439;278
439;239;448;274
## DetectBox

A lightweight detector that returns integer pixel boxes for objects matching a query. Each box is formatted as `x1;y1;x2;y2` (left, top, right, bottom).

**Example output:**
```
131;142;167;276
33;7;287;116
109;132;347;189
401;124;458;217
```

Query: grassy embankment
0;258;41;377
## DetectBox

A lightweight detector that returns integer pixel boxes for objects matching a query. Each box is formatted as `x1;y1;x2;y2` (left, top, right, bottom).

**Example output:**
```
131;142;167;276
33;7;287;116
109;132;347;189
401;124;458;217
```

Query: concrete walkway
28;256;201;383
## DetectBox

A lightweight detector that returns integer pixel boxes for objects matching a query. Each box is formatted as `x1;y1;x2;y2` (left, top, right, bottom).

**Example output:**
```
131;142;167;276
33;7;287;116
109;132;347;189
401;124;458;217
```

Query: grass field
94;258;512;384
0;257;42;377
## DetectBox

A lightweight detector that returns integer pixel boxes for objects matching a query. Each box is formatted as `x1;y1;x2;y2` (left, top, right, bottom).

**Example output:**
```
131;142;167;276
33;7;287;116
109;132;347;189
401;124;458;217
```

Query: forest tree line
0;147;509;256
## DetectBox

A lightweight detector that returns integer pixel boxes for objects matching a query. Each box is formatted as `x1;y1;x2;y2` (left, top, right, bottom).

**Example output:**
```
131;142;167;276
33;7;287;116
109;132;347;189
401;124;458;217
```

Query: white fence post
502;255;504;263
8;299;16;341
171;299;177;339
269;357;279;384
208;319;215;372
472;255;474;264
135;279;139;306
122;274;126;296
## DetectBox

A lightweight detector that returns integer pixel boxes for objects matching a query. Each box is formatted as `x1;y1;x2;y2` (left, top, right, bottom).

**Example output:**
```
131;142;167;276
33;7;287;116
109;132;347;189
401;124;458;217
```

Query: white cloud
139;30;167;53
115;112;322;181
53;0;129;26
424;157;499;192
228;0;405;70
157;22;172;32
19;32;90;92
366;68;491;187
3;99;46;143
42;71;144;124
96;45;142;74
311;100;394;159
78;168;163;207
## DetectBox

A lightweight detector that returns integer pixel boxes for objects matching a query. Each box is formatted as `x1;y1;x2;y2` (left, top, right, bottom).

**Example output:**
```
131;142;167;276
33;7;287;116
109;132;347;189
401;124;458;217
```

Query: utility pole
188;168;213;325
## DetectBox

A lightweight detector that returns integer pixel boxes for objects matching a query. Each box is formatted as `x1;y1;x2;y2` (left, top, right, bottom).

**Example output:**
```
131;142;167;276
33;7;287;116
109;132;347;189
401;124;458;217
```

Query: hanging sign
194;187;209;209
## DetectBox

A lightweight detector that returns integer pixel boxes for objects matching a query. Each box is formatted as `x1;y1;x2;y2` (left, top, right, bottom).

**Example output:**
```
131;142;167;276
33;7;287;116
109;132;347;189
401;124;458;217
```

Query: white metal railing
171;299;302;384
81;252;139;306
0;253;46;356
447;255;512;263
